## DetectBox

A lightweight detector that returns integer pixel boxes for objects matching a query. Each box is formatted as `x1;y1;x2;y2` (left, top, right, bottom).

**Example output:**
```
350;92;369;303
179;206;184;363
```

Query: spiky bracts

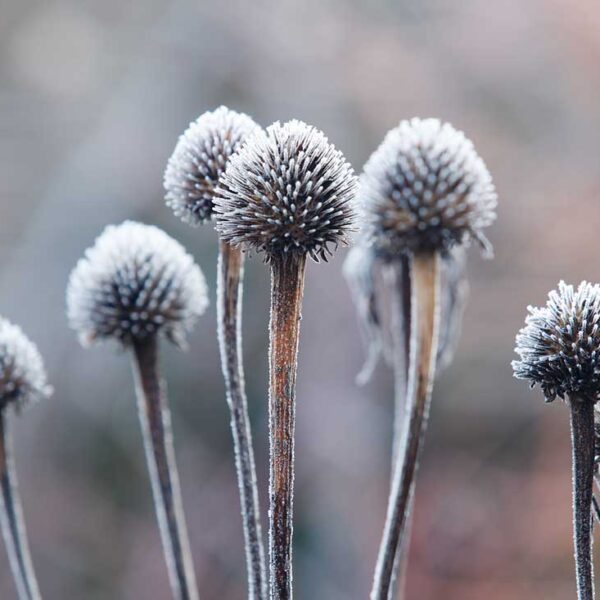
360;118;497;258
214;120;357;262
164;106;260;225
513;281;600;403
67;221;208;348
0;317;52;412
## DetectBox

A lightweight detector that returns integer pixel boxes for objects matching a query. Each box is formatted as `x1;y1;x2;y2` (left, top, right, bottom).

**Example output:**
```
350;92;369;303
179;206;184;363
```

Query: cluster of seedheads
0;103;596;600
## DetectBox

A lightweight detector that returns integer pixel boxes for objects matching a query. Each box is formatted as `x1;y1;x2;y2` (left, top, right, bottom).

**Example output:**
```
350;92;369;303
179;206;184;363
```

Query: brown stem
371;251;440;600
569;396;595;600
268;253;307;600
0;413;41;600
217;240;267;600
131;337;199;600
387;256;412;600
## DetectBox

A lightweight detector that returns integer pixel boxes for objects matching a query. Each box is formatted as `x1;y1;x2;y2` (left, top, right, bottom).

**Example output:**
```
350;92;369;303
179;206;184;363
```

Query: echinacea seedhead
512;281;600;403
214;120;358;262
164;106;260;225
360;118;497;258
67;221;208;347
0;317;52;412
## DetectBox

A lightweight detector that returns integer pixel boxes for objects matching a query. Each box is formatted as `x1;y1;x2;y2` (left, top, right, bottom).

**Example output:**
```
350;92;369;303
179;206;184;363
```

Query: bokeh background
1;0;599;597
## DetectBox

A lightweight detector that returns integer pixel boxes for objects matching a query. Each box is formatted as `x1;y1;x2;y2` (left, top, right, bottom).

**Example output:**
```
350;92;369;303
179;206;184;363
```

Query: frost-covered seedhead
164;106;260;225
67;221;209;347
512;281;600;403
360;118;497;258
214;120;357;262
0;317;52;412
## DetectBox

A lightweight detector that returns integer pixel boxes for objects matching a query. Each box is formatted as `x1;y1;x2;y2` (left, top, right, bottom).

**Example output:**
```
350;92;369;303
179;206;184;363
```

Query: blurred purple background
1;0;599;597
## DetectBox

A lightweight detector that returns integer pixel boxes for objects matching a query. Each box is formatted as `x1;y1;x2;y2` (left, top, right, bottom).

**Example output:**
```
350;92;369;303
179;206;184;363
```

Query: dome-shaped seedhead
67;221;209;348
214;120;358;262
360;118;497;258
164;106;260;226
512;281;600;403
0;317;52;412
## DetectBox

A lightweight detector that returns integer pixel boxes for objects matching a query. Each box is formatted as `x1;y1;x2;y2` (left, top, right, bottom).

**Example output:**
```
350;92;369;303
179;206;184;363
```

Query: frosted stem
569;396;595;600
0;414;41;600
371;251;440;600
217;240;267;600
131;337;199;600
268;253;306;600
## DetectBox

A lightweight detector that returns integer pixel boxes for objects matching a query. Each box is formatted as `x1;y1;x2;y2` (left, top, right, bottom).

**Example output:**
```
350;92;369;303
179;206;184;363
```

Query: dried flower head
214;120;357;262
360;118;497;258
67;221;208;347
0;317;52;412
164;106;260;225
512;281;600;403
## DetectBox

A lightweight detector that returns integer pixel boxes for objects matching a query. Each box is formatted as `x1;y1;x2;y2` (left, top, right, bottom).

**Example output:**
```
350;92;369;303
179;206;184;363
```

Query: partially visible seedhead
214;120;358;262
67;221;208;348
595;405;600;472
360;118;497;258
0;317;52;412
164;106;260;226
513;281;600;403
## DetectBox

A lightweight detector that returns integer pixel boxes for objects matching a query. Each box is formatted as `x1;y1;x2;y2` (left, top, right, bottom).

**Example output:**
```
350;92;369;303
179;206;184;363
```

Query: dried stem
131;336;199;600
371;251;440;600
268;253;307;600
569;396;595;600
0;413;41;600
387;256;412;600
217;240;267;600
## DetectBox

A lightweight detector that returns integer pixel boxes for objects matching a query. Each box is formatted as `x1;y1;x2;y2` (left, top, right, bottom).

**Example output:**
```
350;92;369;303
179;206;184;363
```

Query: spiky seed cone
67;221;208;348
513;281;600;600
67;222;207;600
513;281;600;403
164;106;260;225
215;119;357;599
360;117;497;258
0;318;50;600
0;318;52;413
214;119;357;262
364;120;497;600
167;108;268;598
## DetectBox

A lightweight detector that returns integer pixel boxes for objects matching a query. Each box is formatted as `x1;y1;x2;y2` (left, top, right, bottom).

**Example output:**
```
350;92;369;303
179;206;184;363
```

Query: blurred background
1;0;599;597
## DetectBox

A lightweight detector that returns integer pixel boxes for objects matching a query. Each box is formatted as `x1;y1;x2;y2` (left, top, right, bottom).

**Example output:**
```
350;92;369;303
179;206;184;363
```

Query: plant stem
388;256;413;600
217;240;267;600
0;413;41;600
371;251;440;600
131;336;199;600
569;396;595;600
268;253;307;600
389;256;411;473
